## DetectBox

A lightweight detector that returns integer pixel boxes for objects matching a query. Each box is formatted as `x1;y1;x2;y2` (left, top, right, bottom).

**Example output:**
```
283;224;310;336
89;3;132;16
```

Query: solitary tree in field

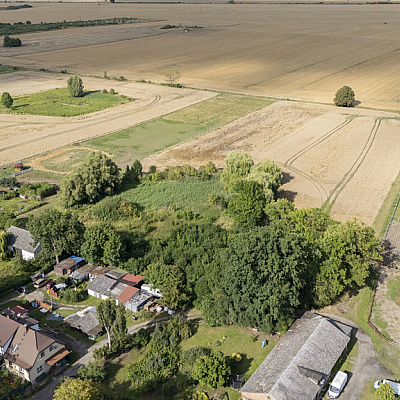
334;86;355;107
1;92;13;109
67;74;84;97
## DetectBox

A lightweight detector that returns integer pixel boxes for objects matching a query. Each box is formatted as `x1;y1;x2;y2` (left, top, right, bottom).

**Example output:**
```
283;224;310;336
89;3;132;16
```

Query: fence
11;168;34;177
384;195;400;239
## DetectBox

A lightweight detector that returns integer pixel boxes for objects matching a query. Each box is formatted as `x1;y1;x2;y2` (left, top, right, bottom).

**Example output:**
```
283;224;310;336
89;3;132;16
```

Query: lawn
164;93;275;128
121;175;230;216
0;88;131;117
83;118;209;161
0;64;22;74
81;93;274;163
0;259;30;295
17;169;63;184
97;322;278;400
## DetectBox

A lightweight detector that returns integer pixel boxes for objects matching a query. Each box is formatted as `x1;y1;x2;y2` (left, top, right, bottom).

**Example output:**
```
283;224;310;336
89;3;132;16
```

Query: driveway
321;313;392;400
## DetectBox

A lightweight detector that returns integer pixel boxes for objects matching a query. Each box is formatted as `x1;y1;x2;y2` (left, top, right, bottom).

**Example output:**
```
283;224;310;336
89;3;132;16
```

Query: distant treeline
0;4;32;11
0;17;146;36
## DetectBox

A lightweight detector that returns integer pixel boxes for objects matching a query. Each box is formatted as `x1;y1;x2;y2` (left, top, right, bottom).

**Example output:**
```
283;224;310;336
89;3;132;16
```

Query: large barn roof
240;312;352;400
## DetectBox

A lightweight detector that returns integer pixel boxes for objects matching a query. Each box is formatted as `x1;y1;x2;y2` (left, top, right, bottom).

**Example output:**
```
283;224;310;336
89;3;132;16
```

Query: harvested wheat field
2;3;400;110
0;71;216;166
143;101;400;226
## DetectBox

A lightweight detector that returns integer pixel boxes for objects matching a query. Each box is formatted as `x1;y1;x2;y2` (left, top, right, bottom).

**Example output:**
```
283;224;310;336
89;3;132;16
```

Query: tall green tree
97;299;116;349
334;86;355;107
1;92;13;109
67;74;84;97
60;152;121;207
77;361;107;382
247;159;282;199
220;151;254;191
228;180;266;226
0;231;9;261
28;209;84;264
315;219;382;306
81;223;122;266
53;378;100;400
192;351;230;389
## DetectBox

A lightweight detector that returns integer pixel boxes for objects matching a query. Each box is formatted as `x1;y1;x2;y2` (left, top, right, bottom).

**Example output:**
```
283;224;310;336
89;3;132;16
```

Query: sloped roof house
6;226;41;261
240;312;352;400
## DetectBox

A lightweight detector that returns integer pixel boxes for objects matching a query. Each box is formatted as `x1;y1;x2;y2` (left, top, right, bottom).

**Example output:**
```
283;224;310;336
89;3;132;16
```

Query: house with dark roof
69;263;94;284
240;312;352;400
6;226;41;261
0;316;20;357
64;307;102;340
87;274;118;300
4;325;68;384
122;274;144;288
54;256;85;276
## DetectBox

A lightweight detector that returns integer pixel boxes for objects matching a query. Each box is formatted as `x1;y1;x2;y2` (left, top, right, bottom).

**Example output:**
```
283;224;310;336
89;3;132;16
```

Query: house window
37;365;43;373
49;345;53;352
40;351;45;358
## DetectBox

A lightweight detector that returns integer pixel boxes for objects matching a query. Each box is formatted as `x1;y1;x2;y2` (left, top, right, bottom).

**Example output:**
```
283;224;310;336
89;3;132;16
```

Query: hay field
143;101;400;226
2;3;400;110
0;71;216;166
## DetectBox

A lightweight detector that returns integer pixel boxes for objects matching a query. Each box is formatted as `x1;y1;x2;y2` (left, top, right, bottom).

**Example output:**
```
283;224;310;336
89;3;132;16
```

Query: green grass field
82;93;274;163
0;65;21;74
0;88;131;117
40;148;93;173
83;118;208;161
121;176;230;216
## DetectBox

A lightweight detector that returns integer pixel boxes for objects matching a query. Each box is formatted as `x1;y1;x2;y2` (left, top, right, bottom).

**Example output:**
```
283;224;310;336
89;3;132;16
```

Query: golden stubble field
143;101;400;226
1;3;400;110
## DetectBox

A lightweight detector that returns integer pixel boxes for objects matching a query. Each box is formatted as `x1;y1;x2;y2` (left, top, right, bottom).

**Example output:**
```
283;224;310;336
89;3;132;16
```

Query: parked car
328;371;348;398
132;315;137;321
374;379;400;396
16;286;29;294
46;281;55;290
167;309;175;315
33;278;47;289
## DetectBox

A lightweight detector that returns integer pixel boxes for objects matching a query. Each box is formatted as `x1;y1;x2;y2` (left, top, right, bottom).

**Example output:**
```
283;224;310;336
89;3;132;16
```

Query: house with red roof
121;274;144;288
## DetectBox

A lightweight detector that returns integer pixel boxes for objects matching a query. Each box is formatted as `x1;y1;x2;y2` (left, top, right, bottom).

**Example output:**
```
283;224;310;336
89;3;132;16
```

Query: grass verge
0;88;131;117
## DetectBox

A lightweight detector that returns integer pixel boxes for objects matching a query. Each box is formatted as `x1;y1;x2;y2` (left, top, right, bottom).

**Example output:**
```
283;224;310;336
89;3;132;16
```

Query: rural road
321;313;392;400
28;312;202;400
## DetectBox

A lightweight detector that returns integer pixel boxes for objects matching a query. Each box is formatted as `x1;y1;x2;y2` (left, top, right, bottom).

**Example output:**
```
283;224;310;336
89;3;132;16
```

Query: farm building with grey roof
240;312;352;400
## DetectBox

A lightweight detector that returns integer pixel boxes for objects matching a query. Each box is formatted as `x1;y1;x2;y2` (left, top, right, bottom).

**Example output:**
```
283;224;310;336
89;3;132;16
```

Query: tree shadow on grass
82;90;99;97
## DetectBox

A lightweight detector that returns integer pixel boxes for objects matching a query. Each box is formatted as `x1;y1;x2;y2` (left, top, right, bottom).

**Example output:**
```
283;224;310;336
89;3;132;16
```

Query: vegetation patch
82;94;274;162
0;88;131;117
0;17;150;36
40;148;94;173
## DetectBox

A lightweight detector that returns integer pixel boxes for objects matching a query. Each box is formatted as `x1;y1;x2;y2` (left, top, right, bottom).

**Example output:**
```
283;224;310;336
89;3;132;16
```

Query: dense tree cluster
60;152;121;206
3;35;21;47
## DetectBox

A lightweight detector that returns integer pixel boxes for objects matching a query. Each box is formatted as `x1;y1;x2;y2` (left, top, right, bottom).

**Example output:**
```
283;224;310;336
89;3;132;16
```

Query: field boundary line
383;195;400;240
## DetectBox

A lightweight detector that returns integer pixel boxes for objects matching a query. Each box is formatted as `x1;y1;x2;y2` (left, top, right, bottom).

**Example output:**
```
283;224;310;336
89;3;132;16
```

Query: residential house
69;263;93;284
88;265;112;281
105;270;126;281
4;325;68;384
11;306;28;317
54;256;85;276
240;312;352;400
6;226;41;261
87;275;118;300
64;307;102;340
0;316;20;357
120;288;152;313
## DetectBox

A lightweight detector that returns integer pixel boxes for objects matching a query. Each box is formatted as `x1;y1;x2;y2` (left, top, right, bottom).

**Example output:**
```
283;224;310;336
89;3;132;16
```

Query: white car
374;379;400;396
328;371;348;398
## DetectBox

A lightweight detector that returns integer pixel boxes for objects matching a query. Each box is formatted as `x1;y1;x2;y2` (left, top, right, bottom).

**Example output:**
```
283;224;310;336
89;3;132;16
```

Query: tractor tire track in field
282;116;357;205
0;94;162;154
323;118;381;213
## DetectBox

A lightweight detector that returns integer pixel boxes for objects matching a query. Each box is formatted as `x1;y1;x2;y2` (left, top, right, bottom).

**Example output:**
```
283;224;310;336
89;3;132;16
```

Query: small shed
14;162;23;172
64;306;102;340
54;256;85;276
87;275;117;300
122;274;144;288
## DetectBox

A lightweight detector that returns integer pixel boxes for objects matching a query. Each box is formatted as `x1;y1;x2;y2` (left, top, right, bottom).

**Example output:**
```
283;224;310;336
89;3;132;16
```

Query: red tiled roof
117;286;139;304
11;306;28;315
122;274;143;284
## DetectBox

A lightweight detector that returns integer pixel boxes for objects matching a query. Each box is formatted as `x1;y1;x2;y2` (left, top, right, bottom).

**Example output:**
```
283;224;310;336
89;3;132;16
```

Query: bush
1;92;13;109
102;89;108;93
3;35;21;47
67;74;84;97
182;346;209;367
109;88;115;95
334;86;355;107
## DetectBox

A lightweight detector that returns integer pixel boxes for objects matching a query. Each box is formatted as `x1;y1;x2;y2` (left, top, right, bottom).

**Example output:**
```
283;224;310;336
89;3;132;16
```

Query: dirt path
371;268;400;344
321;313;392;400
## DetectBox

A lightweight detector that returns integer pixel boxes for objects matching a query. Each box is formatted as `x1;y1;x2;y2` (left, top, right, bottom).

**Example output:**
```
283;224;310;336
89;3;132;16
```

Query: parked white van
328;371;348;398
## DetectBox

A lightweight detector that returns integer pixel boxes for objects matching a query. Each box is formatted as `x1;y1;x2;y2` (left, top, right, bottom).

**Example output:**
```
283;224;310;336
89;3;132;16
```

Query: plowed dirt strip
0;72;216;166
